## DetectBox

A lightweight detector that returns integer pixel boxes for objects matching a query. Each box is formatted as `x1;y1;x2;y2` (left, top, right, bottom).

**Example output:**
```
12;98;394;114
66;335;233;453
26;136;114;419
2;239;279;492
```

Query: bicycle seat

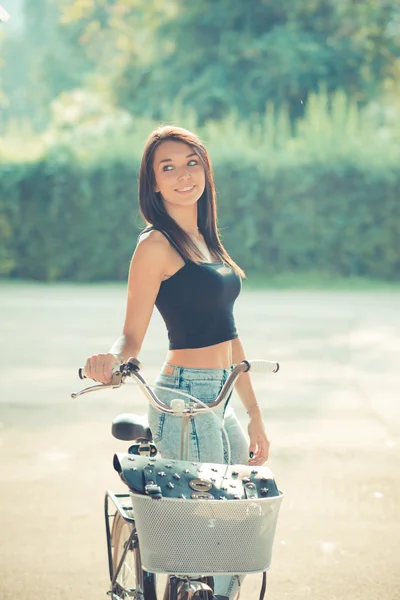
112;413;152;441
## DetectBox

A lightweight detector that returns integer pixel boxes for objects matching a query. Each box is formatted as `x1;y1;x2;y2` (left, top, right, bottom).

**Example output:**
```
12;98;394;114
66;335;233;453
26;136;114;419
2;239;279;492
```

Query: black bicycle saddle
111;413;152;441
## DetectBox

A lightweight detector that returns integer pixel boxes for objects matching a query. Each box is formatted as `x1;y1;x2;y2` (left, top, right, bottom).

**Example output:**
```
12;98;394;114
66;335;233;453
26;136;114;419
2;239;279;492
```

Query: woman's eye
162;159;198;172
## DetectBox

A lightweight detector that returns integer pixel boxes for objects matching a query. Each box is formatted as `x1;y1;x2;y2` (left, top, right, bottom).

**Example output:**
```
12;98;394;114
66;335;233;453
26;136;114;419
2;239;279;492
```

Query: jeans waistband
160;363;233;381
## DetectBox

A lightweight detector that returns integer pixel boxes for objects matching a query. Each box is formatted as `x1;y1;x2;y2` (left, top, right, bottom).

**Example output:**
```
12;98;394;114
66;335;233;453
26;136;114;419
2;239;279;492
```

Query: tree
64;0;400;122
5;0;400;127
118;0;400;122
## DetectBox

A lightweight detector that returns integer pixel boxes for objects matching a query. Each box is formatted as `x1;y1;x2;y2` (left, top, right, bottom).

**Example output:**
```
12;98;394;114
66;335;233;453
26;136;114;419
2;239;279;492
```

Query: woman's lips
175;185;195;194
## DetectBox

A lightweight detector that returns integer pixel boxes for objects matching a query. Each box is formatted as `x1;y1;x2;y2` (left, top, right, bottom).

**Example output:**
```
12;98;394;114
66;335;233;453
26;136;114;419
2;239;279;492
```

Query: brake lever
71;370;125;399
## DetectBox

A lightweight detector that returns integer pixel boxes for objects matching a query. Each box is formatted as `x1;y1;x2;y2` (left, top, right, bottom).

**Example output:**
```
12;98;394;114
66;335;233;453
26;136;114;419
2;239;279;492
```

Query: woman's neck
165;205;199;236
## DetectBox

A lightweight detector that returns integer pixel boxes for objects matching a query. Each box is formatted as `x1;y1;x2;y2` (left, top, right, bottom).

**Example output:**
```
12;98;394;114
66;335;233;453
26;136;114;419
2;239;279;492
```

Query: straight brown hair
138;125;245;278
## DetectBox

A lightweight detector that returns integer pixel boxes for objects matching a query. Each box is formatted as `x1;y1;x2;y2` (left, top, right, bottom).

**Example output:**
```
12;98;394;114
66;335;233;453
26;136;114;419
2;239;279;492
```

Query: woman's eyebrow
158;152;198;165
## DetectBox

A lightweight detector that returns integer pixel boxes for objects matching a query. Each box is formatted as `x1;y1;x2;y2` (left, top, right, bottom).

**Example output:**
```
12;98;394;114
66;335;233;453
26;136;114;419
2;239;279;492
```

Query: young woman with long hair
84;125;270;600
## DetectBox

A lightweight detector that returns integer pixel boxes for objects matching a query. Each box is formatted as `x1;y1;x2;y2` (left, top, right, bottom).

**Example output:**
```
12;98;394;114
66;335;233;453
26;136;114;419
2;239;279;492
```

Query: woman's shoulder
138;226;163;241
136;227;171;258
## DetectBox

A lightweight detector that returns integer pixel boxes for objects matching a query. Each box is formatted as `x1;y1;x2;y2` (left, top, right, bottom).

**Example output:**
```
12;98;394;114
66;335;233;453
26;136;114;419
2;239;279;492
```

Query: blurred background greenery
0;0;399;283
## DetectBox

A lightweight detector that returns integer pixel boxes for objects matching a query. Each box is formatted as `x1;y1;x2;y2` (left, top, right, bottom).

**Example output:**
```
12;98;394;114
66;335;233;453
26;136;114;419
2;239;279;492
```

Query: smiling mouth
175;185;195;193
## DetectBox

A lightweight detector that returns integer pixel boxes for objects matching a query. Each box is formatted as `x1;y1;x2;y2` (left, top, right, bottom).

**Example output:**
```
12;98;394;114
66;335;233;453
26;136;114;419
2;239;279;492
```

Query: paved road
0;283;399;600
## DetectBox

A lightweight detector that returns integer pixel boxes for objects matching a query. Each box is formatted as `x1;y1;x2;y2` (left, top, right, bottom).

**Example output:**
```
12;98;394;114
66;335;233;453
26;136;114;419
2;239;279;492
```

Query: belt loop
175;366;182;387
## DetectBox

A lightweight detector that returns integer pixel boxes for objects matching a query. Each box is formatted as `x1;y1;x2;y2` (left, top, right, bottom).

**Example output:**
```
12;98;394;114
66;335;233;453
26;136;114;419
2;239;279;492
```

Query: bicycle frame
105;489;158;600
105;490;215;600
105;491;134;582
72;359;280;600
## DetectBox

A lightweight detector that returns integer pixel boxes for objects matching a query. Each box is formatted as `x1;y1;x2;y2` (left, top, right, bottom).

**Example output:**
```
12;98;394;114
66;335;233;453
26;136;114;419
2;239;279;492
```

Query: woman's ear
154;183;160;192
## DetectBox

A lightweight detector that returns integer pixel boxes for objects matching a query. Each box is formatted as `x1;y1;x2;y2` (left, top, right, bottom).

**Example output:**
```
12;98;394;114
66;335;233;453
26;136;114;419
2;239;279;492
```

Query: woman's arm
85;231;169;383
110;233;168;360
231;336;270;464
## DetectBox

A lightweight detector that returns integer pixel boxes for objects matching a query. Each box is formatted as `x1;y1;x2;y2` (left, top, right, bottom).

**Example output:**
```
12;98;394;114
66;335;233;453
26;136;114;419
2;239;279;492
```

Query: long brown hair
138;125;245;278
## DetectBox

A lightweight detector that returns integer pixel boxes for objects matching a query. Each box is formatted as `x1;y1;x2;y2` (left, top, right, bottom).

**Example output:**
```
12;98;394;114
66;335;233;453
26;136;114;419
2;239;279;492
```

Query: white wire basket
130;491;284;576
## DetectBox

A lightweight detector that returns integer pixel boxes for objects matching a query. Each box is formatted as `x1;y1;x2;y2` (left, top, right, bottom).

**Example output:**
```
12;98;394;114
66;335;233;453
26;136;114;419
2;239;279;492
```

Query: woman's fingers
84;353;118;383
247;420;270;465
248;436;270;465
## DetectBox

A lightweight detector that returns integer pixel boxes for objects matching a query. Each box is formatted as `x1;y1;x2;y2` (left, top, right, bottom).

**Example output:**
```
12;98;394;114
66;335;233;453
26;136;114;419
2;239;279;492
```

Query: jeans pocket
155;381;191;404
155;375;175;388
190;380;224;404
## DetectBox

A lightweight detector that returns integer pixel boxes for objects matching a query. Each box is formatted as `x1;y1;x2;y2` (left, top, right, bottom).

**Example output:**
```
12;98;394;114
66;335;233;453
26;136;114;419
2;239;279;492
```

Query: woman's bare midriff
160;235;235;370
166;339;233;370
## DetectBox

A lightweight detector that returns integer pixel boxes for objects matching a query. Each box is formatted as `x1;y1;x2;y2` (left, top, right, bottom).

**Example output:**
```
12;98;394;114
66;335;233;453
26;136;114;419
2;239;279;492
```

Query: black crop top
138;228;241;350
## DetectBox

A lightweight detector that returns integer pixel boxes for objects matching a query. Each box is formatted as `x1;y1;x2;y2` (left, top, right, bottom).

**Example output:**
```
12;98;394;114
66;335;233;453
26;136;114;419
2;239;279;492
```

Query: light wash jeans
147;364;249;600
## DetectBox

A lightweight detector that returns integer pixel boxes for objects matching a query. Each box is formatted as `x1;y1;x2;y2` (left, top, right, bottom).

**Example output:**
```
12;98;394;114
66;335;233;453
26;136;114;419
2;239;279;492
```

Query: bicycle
71;358;284;600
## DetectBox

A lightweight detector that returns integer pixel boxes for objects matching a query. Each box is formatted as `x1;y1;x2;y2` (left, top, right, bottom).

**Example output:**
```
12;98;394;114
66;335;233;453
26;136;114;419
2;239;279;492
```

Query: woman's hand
84;353;121;384
247;410;270;465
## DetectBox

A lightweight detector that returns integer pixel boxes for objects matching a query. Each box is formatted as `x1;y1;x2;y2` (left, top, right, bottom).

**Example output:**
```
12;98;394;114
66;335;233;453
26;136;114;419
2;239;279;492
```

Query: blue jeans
147;364;249;599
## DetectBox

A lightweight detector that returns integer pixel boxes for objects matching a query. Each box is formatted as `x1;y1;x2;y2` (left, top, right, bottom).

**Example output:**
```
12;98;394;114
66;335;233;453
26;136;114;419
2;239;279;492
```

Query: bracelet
113;353;124;364
246;403;261;415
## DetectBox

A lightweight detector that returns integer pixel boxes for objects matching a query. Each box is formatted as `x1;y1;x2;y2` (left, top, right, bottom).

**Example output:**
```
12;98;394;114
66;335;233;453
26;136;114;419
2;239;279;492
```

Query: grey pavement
0;282;399;600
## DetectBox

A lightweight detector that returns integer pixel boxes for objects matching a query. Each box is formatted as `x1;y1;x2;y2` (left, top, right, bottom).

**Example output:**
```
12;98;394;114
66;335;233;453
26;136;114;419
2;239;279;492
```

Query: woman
84;125;270;599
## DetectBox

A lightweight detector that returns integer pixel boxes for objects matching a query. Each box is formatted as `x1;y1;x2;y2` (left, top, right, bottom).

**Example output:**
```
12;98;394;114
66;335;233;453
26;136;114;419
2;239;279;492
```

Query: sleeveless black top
138;227;241;350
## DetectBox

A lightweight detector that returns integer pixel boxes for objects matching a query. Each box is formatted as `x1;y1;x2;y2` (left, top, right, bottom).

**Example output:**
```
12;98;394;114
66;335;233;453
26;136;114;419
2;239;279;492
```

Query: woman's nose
177;167;191;180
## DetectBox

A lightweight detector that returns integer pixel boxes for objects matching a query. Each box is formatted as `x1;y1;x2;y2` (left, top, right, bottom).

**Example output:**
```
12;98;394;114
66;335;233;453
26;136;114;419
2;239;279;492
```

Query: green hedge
1;91;400;281
216;159;400;280
1;153;399;281
0;156;141;280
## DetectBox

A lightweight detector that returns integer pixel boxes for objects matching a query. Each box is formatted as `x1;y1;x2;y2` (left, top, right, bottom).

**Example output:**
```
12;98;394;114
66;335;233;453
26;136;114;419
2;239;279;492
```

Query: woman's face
152;140;206;208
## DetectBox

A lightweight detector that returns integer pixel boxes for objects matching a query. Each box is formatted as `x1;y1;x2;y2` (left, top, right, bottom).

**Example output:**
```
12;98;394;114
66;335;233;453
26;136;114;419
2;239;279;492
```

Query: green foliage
1;1;399;282
0;156;140;280
60;0;400;123
1;89;400;282
4;0;399;130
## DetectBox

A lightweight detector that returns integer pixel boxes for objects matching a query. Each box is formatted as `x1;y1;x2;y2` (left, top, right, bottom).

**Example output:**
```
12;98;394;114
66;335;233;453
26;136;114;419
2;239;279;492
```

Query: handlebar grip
77;365;118;380
77;359;141;381
246;360;279;373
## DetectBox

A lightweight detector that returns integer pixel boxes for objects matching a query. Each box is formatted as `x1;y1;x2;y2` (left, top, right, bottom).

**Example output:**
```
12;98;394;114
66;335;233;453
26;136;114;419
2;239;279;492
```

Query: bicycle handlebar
71;359;279;416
